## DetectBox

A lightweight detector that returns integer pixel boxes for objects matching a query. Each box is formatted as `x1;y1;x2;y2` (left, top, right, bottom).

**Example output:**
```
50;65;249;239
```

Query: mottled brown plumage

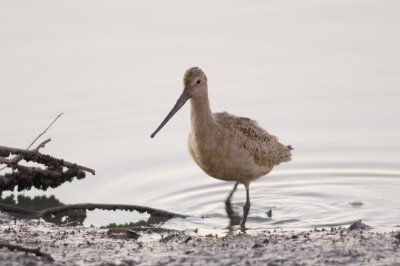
151;67;292;228
214;112;291;168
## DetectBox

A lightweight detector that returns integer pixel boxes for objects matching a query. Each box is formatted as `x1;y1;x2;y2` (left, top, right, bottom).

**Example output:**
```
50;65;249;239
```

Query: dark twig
0;241;54;262
26;113;63;150
0;113;63;171
32;138;52;153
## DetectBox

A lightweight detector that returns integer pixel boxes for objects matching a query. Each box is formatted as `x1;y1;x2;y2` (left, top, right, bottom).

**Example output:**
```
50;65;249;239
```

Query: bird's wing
214;112;292;167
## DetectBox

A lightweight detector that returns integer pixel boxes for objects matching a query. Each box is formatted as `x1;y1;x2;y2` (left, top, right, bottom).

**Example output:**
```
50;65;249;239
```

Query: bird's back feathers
214;112;292;168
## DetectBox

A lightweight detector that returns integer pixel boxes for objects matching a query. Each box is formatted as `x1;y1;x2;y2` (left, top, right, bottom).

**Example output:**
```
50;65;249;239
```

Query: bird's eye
196;79;201;84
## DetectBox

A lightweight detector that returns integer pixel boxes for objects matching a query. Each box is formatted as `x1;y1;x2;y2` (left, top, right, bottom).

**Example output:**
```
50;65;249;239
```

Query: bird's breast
187;128;270;182
187;128;232;180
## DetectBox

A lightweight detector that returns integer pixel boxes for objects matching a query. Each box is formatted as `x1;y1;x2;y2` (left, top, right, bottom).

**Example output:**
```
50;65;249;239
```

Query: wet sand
0;217;399;266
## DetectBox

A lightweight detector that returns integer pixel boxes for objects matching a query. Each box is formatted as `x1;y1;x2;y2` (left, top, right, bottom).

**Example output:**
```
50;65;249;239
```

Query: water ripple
148;163;400;233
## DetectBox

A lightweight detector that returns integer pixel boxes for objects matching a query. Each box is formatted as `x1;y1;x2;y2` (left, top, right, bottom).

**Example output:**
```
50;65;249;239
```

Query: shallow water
1;1;400;233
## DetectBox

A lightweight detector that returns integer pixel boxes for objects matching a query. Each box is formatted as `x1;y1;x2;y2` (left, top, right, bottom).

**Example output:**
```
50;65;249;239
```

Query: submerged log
0;195;187;228
0;202;186;220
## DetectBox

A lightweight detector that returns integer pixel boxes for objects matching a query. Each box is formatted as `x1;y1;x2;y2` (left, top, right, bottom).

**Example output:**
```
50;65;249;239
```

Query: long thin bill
150;90;190;138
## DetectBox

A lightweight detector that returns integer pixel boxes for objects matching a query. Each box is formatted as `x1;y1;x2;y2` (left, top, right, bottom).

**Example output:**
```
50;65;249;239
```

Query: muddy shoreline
0;217;399;266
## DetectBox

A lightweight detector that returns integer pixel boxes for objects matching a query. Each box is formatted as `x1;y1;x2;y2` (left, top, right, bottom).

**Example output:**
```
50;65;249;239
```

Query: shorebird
151;67;292;227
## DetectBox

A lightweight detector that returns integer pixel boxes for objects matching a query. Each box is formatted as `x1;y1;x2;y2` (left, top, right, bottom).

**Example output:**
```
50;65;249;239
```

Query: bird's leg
225;181;239;216
225;182;241;225
240;183;251;228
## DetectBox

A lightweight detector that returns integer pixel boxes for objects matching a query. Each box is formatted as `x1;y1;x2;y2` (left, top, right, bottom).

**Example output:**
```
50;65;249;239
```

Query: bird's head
183;67;208;98
150;67;207;138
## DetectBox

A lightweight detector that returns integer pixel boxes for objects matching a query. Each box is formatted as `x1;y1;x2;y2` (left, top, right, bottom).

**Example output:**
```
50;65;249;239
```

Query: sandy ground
0;217;400;266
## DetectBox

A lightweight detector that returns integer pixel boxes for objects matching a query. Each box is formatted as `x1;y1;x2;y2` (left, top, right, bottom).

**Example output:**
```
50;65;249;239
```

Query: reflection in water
225;182;242;227
0;194;185;229
148;164;400;234
0;164;399;233
0;195;86;226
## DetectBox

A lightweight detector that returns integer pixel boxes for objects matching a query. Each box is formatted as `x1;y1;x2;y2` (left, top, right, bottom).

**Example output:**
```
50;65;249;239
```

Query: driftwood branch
41;203;187;219
0;195;86;225
0;139;51;167
0;202;39;217
0;139;95;192
0;241;53;262
0;195;187;230
0;139;95;175
0;202;186;220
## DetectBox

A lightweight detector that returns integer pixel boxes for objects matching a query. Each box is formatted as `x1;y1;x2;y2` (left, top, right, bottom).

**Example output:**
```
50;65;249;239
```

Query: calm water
1;1;399;233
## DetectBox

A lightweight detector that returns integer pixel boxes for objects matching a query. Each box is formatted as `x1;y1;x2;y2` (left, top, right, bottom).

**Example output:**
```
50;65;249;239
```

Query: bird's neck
190;90;216;134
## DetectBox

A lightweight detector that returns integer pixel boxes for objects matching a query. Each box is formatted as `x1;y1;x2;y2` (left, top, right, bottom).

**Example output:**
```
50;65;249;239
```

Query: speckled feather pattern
214;112;292;168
